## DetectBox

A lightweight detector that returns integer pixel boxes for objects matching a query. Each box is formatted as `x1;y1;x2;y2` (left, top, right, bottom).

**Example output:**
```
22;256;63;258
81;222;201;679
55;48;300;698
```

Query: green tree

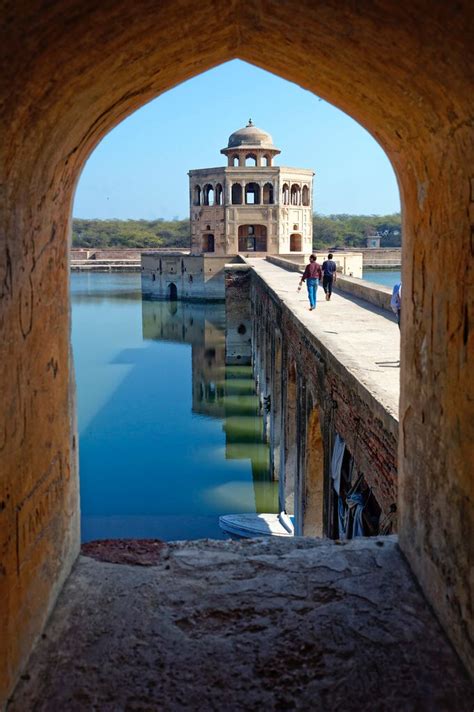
72;214;401;250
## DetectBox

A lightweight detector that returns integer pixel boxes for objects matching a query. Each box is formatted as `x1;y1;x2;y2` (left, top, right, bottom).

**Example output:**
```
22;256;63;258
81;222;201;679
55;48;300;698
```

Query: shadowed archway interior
0;0;472;700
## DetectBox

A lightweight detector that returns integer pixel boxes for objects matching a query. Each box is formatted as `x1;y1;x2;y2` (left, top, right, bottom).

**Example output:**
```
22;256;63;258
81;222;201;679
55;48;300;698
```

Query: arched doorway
238;225;267;252
168;282;178;301
1;1;472;694
290;234;302;251
202;233;214;252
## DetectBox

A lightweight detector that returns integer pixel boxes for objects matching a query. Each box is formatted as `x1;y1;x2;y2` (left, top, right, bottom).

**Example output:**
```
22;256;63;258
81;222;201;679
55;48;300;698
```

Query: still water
362;269;401;288
71;272;277;542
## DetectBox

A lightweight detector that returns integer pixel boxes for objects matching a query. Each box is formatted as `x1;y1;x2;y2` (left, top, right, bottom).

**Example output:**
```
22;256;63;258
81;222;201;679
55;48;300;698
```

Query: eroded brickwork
250;273;398;526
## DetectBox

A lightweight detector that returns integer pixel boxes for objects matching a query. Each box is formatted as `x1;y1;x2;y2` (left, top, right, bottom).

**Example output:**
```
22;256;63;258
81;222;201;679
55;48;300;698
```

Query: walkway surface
246;259;400;420
8;537;473;711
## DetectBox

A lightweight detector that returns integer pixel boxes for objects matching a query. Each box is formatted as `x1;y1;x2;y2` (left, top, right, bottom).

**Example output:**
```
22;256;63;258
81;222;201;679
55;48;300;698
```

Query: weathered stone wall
72;248;140;260
250;271;398;532
0;0;472;700
360;248;402;267
141;253;241;300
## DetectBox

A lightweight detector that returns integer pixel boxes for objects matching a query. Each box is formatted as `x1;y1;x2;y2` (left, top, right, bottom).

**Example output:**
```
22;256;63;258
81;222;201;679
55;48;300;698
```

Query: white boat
219;511;294;538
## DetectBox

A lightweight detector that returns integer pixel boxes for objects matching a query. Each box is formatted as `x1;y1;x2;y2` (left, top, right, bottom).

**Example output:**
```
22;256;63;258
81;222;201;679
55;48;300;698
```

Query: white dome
227;120;275;149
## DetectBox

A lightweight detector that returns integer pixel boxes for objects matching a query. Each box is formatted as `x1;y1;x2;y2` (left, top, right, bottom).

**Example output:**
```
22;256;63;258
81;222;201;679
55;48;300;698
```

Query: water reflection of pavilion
141;300;275;512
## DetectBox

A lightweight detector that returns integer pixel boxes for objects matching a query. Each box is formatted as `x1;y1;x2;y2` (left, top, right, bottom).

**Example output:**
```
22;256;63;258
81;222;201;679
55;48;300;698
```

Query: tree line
72;213;401;249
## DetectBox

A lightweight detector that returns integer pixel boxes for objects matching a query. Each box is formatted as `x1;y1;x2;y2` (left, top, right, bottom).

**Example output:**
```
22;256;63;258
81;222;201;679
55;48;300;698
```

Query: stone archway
238;225;267;251
0;0;472;697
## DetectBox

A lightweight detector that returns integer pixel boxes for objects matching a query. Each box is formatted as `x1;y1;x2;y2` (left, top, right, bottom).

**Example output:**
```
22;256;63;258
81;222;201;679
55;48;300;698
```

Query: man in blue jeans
298;254;323;310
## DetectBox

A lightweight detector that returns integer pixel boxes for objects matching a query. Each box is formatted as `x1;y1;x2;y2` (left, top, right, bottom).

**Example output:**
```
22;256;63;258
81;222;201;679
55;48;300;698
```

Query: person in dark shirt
298;254;322;310
321;253;337;301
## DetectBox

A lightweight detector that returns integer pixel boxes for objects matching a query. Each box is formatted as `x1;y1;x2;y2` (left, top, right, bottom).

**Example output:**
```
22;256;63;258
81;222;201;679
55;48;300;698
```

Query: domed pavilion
142;122;314;301
188;120;314;255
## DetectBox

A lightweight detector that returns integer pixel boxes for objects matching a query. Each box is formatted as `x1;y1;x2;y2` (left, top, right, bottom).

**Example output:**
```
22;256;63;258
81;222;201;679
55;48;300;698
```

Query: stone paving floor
8;537;473;711
245;259;400;420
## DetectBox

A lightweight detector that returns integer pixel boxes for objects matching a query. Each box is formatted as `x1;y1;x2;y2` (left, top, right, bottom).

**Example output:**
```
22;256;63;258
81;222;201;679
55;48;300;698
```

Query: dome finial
247;118;253;127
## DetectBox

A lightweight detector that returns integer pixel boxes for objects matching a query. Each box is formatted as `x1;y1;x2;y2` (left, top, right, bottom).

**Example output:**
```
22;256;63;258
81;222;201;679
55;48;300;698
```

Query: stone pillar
0;190;80;702
398;143;474;677
269;330;283;482
280;360;298;515
302;402;324;536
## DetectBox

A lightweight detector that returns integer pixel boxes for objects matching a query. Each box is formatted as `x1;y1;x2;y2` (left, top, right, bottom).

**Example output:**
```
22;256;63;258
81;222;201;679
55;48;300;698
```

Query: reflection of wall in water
142;299;226;419
141;298;274;510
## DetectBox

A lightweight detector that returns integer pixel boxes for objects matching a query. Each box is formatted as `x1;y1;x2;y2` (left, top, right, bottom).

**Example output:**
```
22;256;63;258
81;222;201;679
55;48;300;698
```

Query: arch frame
0;0;473;696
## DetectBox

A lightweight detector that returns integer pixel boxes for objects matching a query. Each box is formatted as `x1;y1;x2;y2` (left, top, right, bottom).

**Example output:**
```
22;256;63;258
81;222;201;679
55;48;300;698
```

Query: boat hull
219;513;294;538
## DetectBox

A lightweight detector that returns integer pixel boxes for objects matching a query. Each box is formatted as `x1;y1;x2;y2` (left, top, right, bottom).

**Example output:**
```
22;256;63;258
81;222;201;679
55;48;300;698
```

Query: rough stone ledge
8;537;473;711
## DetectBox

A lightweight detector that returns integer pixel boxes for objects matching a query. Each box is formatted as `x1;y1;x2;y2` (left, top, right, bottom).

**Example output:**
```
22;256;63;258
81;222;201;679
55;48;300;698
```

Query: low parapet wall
335;275;394;313
265;252;363;278
71;248;189;260
360;248;402;267
265;255;304;272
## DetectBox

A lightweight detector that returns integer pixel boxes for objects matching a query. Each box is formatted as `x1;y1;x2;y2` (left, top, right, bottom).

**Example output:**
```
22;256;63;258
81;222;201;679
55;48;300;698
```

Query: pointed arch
302;184;310;206
263;182;274;204
232;183;243;204
290;184;301;205
245;182;260;204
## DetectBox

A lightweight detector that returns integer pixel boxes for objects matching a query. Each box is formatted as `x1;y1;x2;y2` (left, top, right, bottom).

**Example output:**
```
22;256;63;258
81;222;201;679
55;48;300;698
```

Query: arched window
231;155;239;167
215;183;223;205
203;183;214;206
290;184;301;205
282;183;289;205
263;154;271;167
245;182;260;204
193;185;201;206
245;153;257;166
263;182;274;204
202;234;215;252
302;184;310;206
290;233;302;251
232;183;243;204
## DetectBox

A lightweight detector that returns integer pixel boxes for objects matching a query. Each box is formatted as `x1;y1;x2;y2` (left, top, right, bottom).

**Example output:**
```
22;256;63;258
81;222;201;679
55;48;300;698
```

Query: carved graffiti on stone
16;452;66;570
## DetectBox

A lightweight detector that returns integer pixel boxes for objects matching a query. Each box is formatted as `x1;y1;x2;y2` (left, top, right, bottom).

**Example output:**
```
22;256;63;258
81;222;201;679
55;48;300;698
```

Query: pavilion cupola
220;119;281;167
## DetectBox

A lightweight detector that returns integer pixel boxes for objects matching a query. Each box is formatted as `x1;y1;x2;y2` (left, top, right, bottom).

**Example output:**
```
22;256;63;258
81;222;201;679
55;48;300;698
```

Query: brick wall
250;273;398;525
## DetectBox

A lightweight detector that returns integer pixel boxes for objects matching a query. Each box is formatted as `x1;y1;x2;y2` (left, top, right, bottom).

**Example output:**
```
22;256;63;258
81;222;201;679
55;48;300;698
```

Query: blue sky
73;60;400;220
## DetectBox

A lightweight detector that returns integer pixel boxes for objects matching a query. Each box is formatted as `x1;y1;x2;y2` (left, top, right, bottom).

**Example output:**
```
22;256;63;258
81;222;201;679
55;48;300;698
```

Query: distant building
189;119;314;256
142;121;314;300
366;232;382;248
